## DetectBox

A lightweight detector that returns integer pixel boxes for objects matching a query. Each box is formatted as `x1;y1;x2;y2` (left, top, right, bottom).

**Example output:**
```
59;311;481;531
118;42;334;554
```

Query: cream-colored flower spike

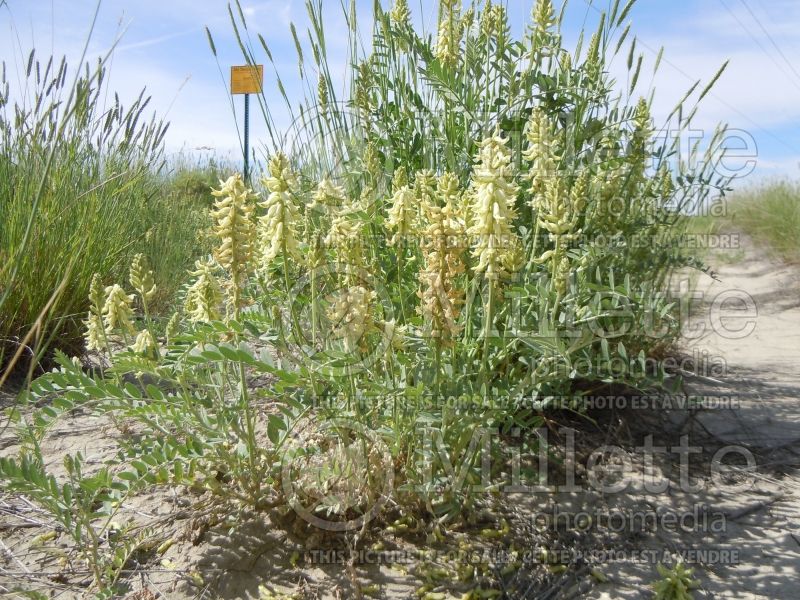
386;167;416;246
212;175;256;273
468;131;521;284
390;0;411;27
129;253;157;303
327;285;377;353
84;273;107;351
310;178;346;212
523;107;560;208
325;198;366;272
132;329;157;357
417;173;467;346
461;7;475;32
532;0;556;34
88;273;105;312
84;313;105;352
102;284;136;335
259;153;301;267
436;0;463;67
481;3;507;38
414;170;437;209
438;172;463;221
212;173;256;314
184;259;223;323
528;0;559;66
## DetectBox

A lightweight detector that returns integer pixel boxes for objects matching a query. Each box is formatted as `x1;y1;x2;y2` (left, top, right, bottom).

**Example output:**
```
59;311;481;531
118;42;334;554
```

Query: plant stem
481;281;494;390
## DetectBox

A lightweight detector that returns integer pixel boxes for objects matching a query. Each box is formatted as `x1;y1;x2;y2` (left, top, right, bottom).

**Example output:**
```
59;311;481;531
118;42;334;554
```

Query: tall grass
730;180;800;261
0;50;208;373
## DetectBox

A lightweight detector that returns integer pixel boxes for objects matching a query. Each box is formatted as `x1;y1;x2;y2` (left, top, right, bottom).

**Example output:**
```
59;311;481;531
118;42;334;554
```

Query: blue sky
3;0;800;187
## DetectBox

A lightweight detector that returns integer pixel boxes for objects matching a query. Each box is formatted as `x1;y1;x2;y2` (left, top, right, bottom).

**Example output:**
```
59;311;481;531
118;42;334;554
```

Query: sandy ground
576;233;800;599
1;232;799;599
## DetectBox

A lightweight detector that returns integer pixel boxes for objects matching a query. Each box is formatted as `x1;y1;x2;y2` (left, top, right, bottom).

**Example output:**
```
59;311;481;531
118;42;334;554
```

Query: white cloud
4;0;800;179
599;0;800;180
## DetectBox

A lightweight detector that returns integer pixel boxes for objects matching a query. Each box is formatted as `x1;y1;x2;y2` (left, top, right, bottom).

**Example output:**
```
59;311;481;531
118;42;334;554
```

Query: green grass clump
730;180;800;262
163;152;238;207
0;51;209;372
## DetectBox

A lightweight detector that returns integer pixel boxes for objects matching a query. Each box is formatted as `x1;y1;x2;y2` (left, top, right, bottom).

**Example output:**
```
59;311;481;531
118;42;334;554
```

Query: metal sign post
243;93;250;182
230;65;264;183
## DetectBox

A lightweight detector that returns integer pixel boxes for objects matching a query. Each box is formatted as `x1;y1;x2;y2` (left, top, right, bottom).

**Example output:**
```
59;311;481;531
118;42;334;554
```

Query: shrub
2;1;731;595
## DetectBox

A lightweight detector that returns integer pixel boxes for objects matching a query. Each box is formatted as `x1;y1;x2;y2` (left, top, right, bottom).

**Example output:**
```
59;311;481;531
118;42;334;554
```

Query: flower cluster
467;132;520;285
417;173;466;346
129;253;157;304
211;173;257;312
84;274;107;352
390;0;410;28
530;0;557;47
480;3;508;39
435;0;463;68
326;285;377;353
310;178;346;213
132;329;157;359
386;167;416;246
184;259;223;323
326;199;366;271
102;284;136;336
259;153;301;268
524;107;560;208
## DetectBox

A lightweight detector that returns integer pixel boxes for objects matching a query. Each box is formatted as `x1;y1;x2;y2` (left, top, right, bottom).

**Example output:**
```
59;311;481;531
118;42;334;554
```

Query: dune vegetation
0;0;735;597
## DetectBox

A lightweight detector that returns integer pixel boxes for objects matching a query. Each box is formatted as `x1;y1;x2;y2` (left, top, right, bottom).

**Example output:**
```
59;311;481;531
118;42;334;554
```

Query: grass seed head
165;312;181;342
317;71;329;111
555;256;570;295
585;32;602;84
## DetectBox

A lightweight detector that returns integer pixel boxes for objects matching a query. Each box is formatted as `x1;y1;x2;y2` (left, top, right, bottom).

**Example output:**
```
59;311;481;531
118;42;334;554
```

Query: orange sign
231;65;264;95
